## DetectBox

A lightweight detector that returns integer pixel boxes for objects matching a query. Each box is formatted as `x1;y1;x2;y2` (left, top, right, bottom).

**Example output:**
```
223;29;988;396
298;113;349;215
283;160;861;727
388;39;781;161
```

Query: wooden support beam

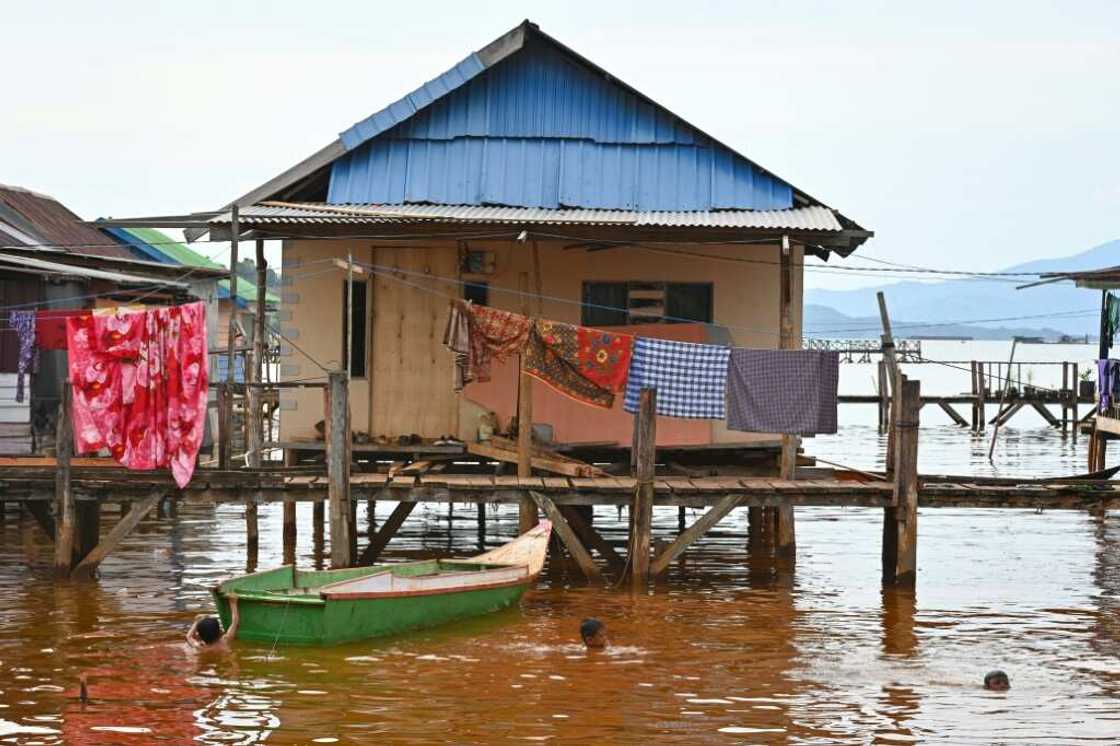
936;400;969;427
560;505;625;572
326;371;353;568
1030;401;1061;428
629;388;656;586
650;494;742;576
517;361;538;533
467;441;604;478
358;501;415;565
530;491;602;582
883;377;920;586
72;490;163;580
54;386;75;577
990;401;1026;427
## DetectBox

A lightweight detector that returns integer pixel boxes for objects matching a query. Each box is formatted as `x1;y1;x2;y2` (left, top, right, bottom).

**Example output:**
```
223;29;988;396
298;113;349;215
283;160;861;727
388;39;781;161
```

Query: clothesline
442;300;839;435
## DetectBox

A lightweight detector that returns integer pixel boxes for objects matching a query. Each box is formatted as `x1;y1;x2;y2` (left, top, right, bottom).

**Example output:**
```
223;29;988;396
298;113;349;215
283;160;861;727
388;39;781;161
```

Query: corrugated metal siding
217;202;842;231
328;38;793;212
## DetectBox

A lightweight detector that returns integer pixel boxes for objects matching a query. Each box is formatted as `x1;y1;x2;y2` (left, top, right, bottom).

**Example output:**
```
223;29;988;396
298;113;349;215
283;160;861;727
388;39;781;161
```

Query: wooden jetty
5;368;1119;589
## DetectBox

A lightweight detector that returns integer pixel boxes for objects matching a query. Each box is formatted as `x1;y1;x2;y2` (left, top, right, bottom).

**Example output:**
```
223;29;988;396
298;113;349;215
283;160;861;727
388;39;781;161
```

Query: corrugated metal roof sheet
0;184;135;258
213;202;843;231
328;31;792;212
0;252;190;286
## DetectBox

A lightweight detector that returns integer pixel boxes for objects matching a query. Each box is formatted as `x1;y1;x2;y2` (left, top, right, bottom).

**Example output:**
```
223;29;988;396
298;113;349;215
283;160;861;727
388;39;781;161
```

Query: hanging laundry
576;326;634;393
1107;293;1120;344
623;337;730;419
1099;359;1111;411
522;320;630;408
37;308;86;350
442;301;531;387
442;300;472;391
726;349;839;435
9;311;37;403
67;302;209;488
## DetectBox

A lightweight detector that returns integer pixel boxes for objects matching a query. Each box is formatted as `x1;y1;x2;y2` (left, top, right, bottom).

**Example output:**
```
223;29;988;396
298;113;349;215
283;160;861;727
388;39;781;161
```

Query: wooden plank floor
1;466;1118;510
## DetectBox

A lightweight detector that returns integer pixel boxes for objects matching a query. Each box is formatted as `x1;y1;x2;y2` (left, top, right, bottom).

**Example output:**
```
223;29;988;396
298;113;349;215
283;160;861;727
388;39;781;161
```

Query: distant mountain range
805;238;1120;339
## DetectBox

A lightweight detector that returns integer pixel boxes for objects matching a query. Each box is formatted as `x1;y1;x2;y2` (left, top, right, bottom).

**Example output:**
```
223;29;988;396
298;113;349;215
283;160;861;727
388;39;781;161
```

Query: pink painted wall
462;323;713;446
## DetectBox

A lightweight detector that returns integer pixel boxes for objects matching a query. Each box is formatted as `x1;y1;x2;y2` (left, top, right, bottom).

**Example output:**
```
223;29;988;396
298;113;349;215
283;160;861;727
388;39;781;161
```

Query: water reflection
0;421;1117;743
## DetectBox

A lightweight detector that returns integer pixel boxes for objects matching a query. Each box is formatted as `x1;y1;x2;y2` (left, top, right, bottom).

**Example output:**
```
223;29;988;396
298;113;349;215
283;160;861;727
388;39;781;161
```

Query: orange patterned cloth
443;300;531;388
523;320;633;409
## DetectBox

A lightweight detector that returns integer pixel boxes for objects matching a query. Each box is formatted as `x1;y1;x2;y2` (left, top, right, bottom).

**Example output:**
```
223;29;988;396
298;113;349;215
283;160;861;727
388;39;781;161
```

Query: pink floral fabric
66;302;209;488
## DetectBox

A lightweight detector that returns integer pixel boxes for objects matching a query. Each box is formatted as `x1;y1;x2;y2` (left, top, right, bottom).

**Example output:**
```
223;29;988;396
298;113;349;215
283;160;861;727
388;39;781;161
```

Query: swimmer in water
187;594;240;652
580;618;608;650
983;670;1010;691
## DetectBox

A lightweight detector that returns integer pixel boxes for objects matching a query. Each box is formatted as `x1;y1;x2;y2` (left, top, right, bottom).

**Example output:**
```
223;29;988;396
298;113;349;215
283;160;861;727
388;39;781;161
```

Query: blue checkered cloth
726;349;839;434
623;337;731;419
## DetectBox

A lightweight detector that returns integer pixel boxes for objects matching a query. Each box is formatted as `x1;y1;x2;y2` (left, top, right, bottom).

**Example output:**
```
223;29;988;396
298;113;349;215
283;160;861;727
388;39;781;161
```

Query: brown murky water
1;423;1119;744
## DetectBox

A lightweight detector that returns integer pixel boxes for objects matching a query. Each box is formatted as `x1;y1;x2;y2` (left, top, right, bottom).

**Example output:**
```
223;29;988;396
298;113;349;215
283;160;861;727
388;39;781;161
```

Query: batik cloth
523;320;617;408
577;326;634;393
443;301;532;385
9;311;37;403
66;302;209;488
623;337;731;419
726;349;839;435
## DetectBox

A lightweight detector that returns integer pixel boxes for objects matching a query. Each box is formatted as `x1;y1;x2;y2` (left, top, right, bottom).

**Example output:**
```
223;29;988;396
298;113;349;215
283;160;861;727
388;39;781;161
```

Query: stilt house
121;21;872;454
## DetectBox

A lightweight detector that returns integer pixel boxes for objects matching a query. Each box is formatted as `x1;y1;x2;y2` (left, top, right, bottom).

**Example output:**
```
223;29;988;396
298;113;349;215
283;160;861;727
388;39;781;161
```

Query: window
581;282;713;326
341;280;368;377
462;281;489;306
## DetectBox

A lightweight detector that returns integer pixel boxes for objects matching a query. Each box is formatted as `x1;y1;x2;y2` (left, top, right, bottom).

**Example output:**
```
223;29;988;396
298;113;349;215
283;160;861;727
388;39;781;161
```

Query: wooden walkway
2;466;1118;511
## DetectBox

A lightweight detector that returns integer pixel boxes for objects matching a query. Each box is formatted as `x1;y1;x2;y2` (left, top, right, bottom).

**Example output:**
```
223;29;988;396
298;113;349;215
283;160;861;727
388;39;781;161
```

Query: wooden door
369;246;459;438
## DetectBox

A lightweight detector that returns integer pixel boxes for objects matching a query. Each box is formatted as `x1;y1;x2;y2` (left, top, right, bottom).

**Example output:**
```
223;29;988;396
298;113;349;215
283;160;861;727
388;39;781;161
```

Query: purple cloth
1099;359;1110;412
9;311;37;403
726;349;839;435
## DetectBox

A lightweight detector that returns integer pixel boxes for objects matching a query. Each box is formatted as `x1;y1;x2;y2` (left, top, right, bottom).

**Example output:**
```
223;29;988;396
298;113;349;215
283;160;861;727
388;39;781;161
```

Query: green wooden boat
211;521;552;645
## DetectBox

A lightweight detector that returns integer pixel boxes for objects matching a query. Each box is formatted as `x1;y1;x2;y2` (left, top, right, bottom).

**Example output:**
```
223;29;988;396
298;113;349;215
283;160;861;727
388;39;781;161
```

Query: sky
3;0;1118;289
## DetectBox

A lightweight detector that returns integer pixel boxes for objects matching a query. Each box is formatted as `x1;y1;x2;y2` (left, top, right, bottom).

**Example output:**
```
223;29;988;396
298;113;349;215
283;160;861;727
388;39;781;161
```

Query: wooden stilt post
1061;362;1069;435
224;205;240;468
1072;363;1079;441
883;376;920;586
988;340;1018;461
976;363;986;432
282;449;297;565
326;370;353;568
879;360;890;432
517;358;538;533
245;238;267;563
54;385;75;577
217;383;230;470
878;292;901;472
629;388;656;586
970;361;979;431
312;500;324;563
774;236;797;556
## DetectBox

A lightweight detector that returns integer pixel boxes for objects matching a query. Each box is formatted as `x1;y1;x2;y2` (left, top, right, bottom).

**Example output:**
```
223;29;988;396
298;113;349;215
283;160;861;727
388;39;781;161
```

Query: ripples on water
0;420;1118;744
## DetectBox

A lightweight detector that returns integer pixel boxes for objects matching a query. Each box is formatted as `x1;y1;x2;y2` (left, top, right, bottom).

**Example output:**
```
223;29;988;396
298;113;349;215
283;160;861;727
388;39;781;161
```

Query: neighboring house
0;184;224;453
102;225;279;382
108;21;872;448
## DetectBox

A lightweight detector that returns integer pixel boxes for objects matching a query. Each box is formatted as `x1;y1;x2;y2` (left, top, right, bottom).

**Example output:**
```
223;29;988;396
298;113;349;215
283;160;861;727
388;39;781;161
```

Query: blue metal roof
328;32;793;211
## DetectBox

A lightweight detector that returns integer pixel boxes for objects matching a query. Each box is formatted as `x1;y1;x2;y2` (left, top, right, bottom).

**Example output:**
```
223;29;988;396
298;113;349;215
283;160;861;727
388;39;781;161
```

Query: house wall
278;237;803;446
